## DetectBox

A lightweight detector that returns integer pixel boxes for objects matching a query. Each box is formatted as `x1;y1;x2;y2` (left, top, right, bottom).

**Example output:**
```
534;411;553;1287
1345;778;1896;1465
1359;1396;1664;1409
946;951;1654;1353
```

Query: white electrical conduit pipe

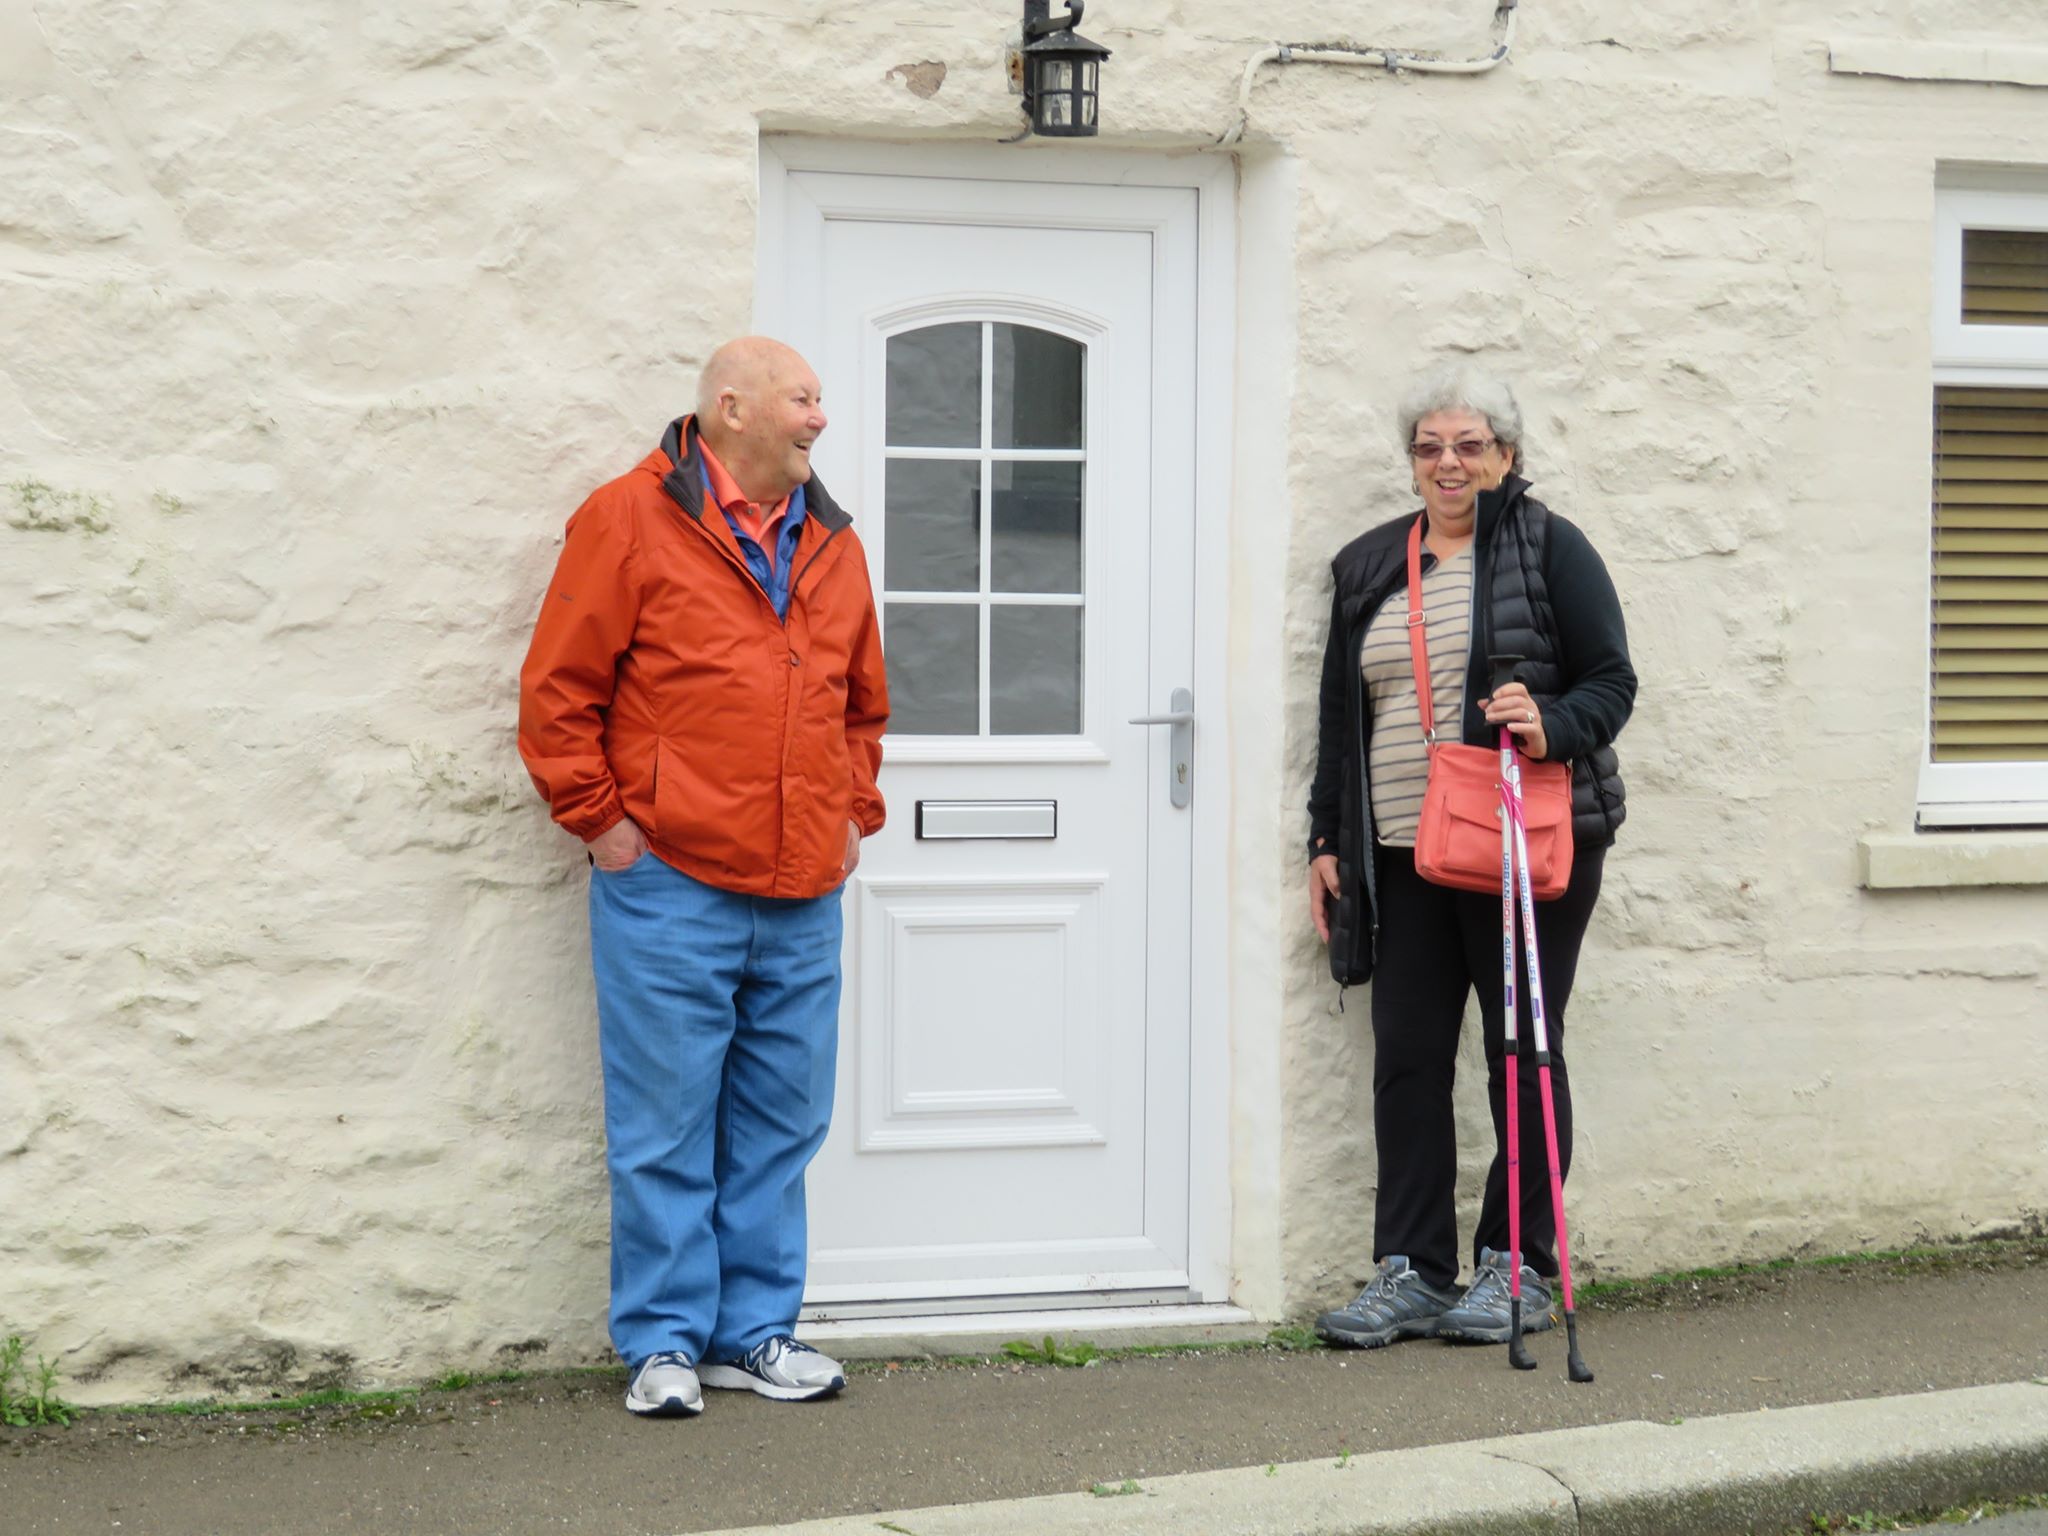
1217;0;1520;146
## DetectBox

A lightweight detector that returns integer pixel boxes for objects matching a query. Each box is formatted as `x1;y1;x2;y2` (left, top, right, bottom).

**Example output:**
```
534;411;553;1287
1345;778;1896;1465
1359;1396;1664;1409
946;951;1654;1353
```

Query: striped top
1363;546;1473;846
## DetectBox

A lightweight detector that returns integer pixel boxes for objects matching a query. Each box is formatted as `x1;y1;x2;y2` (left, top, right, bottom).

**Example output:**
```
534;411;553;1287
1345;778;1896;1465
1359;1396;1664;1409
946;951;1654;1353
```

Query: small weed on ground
1264;1324;1323;1351
428;1369;524;1394
1002;1335;1099;1368
1089;1478;1143;1497
1;1333;74;1427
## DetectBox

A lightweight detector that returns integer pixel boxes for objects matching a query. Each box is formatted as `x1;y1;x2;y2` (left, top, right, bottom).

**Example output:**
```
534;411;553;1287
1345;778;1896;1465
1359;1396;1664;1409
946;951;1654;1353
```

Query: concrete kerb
699;1380;2048;1536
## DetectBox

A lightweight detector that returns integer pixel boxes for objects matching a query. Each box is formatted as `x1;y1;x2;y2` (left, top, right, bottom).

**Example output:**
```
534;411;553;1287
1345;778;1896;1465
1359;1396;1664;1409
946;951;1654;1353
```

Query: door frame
756;136;1237;1307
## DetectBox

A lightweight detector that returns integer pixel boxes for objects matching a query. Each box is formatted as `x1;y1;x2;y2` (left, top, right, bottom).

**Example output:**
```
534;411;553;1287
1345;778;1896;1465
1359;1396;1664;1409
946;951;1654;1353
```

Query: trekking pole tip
1564;1312;1593;1383
1507;1299;1537;1371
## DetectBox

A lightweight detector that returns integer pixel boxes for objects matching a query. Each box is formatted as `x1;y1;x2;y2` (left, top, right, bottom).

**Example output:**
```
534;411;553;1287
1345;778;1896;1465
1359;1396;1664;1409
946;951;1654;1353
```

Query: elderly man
519;337;889;1417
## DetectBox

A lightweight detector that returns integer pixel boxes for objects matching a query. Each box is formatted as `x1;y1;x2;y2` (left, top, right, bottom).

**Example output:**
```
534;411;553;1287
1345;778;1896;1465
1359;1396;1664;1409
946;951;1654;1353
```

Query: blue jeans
588;854;843;1368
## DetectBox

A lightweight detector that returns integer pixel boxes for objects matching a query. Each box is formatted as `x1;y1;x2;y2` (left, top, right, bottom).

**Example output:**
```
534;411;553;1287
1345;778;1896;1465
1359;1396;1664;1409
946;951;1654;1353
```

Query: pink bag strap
1404;517;1440;748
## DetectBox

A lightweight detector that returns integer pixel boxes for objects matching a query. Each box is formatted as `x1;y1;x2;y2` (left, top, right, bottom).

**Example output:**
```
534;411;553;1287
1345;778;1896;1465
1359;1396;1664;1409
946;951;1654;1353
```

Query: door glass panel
993;325;1084;449
880;320;1088;737
990;605;1083;735
992;461;1083;594
885;460;981;593
884;603;980;735
887;324;982;446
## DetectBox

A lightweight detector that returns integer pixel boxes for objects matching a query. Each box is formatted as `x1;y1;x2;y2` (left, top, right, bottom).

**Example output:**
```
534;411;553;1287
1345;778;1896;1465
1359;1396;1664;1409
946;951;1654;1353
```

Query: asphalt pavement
3;1245;2044;1535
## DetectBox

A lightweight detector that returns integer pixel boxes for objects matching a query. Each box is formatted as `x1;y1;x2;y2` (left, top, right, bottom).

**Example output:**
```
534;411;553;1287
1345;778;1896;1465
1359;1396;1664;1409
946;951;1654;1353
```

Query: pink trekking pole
1490;655;1593;1384
1494;658;1533;1373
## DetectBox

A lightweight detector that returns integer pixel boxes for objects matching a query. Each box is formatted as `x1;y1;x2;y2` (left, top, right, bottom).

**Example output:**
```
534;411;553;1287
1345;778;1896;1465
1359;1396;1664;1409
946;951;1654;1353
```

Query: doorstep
801;1303;1262;1361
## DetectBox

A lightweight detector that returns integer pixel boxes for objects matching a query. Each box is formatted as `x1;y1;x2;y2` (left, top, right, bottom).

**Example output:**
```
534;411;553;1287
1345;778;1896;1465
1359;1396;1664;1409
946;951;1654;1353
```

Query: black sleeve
1539;517;1636;763
1306;573;1348;859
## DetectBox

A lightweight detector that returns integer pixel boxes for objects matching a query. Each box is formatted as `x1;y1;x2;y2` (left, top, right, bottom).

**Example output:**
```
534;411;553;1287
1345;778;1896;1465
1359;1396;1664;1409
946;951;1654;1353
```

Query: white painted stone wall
3;0;2043;1403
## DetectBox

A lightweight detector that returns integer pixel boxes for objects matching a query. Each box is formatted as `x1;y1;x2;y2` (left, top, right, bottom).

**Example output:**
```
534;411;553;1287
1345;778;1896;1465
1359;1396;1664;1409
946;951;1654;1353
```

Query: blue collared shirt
704;469;807;620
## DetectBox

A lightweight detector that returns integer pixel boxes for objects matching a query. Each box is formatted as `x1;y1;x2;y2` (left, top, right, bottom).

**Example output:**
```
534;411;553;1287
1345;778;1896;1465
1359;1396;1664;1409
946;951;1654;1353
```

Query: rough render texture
2;0;2044;1402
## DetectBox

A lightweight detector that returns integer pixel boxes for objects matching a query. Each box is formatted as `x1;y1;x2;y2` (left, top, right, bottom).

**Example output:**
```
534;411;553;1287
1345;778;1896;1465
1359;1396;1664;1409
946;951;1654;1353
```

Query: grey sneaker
624;1350;703;1417
700;1336;846;1402
1314;1257;1463;1348
1437;1247;1556;1343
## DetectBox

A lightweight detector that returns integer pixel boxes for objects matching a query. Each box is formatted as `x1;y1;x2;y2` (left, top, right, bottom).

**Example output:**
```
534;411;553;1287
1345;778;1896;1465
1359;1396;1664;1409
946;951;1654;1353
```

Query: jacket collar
1473;472;1530;542
656;415;853;533
1412;473;1530;550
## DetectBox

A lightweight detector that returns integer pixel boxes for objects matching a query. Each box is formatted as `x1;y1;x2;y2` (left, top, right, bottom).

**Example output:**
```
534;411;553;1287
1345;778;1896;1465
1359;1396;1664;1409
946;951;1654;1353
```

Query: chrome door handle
1128;687;1193;809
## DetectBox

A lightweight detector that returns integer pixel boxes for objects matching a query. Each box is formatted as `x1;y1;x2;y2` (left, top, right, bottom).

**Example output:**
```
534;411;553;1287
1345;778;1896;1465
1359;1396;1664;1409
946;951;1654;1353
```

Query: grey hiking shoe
1437;1247;1556;1343
1314;1257;1463;1348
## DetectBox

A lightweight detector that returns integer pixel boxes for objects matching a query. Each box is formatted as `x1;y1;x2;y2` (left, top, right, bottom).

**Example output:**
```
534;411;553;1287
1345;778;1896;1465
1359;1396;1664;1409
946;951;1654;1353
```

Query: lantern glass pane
1045;60;1074;91
1081;94;1097;127
1042;92;1073;127
1081;61;1097;90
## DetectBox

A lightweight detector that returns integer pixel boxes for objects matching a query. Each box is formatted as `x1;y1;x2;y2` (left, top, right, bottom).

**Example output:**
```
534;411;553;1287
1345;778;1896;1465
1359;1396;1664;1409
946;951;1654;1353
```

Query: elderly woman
1305;365;1635;1349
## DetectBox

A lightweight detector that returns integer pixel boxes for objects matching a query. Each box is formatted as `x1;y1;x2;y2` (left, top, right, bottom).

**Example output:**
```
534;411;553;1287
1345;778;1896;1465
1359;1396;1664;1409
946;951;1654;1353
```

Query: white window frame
1921;182;2048;827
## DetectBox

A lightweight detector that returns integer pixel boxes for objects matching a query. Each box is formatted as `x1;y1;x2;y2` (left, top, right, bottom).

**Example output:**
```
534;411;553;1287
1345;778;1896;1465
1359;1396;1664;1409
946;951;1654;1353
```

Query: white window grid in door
864;295;1114;766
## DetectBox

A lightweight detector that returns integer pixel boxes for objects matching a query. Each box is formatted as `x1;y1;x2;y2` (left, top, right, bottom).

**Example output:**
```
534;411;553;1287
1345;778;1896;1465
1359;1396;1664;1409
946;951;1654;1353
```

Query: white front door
767;157;1201;1308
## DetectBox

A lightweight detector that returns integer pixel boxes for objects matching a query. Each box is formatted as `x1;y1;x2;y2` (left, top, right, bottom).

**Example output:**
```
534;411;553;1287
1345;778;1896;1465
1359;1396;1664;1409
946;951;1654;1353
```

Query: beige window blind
1961;228;2048;327
1931;385;2048;761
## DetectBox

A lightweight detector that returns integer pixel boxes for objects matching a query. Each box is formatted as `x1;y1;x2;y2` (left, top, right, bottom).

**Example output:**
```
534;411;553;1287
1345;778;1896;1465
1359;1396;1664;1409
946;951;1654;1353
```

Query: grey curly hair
1396;363;1527;472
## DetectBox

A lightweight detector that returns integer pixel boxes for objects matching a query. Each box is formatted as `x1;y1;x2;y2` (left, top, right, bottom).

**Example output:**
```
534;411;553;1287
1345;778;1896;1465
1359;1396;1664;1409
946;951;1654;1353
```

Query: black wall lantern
1020;0;1110;137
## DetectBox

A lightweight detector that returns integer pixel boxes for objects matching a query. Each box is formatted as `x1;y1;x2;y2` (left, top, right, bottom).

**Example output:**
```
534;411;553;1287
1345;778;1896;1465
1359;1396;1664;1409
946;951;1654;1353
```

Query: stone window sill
1858;830;2048;890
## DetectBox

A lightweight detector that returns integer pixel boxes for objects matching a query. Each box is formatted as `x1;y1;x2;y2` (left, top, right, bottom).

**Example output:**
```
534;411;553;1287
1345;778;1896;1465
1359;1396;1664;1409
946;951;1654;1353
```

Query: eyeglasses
1408;438;1497;462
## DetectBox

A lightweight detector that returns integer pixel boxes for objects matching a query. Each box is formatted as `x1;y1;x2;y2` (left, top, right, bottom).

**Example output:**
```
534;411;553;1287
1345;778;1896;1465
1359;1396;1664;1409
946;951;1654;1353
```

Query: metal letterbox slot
914;800;1058;841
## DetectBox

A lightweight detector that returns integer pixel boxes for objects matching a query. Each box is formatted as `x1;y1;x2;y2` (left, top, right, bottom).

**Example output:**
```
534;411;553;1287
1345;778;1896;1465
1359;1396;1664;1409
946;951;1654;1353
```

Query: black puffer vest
1308;477;1634;986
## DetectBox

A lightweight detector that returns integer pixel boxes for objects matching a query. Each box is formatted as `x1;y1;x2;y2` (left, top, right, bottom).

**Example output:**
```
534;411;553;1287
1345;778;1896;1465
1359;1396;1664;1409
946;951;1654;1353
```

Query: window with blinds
1930;385;2048;763
1924;188;2048;823
1960;229;2048;327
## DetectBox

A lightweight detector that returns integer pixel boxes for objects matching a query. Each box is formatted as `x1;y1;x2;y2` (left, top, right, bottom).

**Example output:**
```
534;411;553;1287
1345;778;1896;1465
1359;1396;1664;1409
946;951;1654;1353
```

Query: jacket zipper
789;523;845;615
1461;539;1482;744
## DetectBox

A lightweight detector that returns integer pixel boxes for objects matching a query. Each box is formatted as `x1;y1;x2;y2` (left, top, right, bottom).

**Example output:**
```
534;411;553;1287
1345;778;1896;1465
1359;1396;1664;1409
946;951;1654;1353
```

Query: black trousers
1369;841;1607;1291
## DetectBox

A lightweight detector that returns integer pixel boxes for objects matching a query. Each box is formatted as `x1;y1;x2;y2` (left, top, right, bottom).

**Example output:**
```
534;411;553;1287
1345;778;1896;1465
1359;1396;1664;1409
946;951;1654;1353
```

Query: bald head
696;337;806;419
694;337;826;503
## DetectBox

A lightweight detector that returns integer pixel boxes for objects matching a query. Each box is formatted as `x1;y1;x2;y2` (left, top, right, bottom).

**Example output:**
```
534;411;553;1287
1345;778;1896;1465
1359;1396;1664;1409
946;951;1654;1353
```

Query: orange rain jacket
518;416;889;898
